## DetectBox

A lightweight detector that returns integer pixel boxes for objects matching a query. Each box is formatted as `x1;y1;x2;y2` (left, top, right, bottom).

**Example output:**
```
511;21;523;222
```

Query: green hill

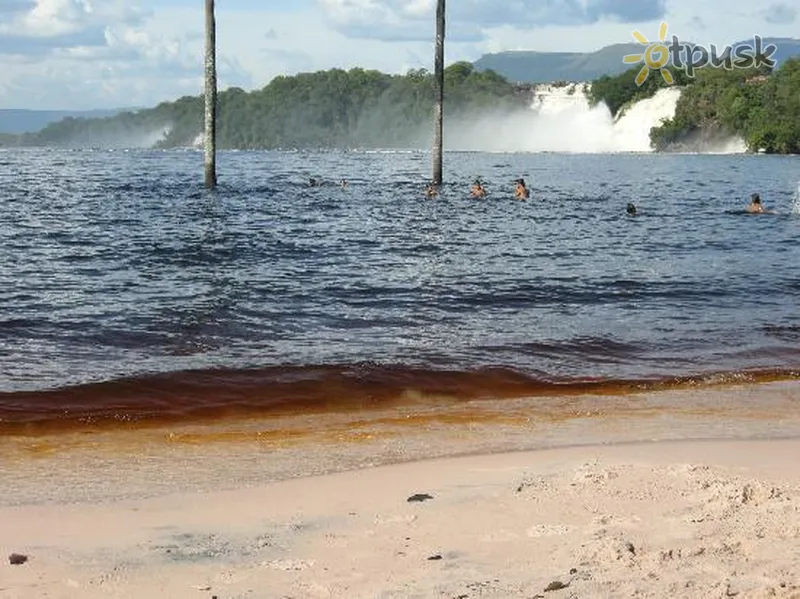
5;40;800;154
0;108;130;134
0;63;527;150
584;53;800;154
474;38;800;83
473;43;644;83
650;59;800;154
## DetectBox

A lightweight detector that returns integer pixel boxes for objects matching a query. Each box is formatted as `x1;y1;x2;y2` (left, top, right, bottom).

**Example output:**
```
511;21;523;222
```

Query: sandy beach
4;382;800;598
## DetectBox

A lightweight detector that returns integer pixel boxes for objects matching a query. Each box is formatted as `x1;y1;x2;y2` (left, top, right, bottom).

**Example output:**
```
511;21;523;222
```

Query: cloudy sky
1;0;798;110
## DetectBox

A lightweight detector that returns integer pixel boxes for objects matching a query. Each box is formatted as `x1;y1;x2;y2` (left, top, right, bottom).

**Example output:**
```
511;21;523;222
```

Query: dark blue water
1;148;800;425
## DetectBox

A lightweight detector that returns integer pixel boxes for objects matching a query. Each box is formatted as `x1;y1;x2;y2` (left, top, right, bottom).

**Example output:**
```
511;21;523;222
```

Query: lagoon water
1;148;800;429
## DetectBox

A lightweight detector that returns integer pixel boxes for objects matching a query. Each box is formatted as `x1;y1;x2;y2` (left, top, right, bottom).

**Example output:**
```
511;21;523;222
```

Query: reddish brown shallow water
2;364;799;436
3;378;800;505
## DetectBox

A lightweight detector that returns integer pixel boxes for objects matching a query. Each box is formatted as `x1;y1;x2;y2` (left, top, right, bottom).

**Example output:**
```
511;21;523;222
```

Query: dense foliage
0;63;525;150
587;65;693;117
4;56;800;153
588;57;800;154
651;59;799;153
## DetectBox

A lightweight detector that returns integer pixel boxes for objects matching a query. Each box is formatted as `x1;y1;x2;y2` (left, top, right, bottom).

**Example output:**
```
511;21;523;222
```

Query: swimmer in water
746;193;765;213
626;202;637;216
514;178;530;200
339;179;348;189
470;179;487;198
308;178;320;187
424;183;439;198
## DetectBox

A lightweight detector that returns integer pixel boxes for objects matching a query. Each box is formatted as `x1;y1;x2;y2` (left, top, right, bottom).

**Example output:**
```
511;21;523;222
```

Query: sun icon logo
623;21;675;86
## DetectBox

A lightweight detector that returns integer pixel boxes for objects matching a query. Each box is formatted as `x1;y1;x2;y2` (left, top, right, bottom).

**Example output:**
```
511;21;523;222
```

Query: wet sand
3;381;800;598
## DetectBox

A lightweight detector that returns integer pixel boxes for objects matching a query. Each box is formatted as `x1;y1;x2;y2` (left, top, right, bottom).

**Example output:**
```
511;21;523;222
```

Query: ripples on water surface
1;149;800;426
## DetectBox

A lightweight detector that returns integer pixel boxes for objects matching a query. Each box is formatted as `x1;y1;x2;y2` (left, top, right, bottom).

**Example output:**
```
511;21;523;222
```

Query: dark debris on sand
544;580;569;592
407;493;434;503
427;554;443;561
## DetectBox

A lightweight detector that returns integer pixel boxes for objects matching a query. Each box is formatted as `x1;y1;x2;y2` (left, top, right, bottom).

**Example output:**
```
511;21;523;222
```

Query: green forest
652;59;800;153
0;63;525;150
3;57;800;153
589;58;800;154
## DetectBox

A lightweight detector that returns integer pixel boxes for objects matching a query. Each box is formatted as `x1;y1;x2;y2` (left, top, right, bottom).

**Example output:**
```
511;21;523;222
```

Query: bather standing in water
514;178;530;200
470;179;487;198
746;193;765;213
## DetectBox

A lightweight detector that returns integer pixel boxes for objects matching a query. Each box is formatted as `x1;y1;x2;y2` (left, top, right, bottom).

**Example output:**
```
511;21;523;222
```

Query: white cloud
0;0;146;40
763;2;797;24
22;0;97;37
0;0;798;110
662;0;799;47
316;0;668;42
0;1;211;109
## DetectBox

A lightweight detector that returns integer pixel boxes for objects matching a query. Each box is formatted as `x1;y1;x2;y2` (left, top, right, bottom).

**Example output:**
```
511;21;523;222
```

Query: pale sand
3;382;800;598
4;439;800;598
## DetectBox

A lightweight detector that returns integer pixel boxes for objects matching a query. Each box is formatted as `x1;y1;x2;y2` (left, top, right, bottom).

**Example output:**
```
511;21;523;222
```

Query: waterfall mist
445;84;745;154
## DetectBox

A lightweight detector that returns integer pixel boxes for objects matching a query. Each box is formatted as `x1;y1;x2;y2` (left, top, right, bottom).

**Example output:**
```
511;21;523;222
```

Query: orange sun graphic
623;22;675;86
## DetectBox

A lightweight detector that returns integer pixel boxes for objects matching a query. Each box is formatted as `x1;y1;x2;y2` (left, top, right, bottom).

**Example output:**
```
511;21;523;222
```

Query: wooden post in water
204;0;217;188
432;0;445;186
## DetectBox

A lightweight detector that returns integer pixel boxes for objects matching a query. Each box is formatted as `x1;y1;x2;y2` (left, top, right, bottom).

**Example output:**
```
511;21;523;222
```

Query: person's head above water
746;192;768;213
626;202;637;215
514;178;530;199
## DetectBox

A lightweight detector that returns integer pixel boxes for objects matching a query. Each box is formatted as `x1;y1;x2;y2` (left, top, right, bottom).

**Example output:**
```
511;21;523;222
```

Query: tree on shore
432;0;445;185
204;0;217;188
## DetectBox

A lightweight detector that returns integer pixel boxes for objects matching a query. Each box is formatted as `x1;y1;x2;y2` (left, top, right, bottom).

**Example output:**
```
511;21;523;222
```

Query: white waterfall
447;82;746;154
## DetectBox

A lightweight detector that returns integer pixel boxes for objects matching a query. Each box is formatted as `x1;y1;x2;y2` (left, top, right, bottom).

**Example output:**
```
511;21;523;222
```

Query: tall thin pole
432;0;445;185
204;0;217;188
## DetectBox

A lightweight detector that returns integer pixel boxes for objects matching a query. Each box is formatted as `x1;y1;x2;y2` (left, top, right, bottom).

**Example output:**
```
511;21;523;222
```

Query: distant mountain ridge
0;108;130;134
474;43;644;83
474;38;800;83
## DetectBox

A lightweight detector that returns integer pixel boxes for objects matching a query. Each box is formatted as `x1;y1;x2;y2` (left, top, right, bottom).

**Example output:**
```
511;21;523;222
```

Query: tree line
3;57;800;153
651;59;800;153
588;57;799;154
1;63;525;150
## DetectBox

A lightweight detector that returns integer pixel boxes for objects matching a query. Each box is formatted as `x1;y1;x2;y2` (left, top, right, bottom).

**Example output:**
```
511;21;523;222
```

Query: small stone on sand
9;554;28;566
407;493;434;502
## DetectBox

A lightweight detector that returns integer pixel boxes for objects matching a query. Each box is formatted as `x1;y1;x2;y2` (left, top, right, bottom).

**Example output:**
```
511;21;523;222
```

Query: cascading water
610;87;682;151
141;124;173;147
447;82;746;154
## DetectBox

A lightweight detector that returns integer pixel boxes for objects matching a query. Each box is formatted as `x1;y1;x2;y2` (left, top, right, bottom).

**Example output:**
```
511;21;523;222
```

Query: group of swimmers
628;193;775;215
424;178;531;200
425;181;776;216
310;176;775;215
627;194;773;216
